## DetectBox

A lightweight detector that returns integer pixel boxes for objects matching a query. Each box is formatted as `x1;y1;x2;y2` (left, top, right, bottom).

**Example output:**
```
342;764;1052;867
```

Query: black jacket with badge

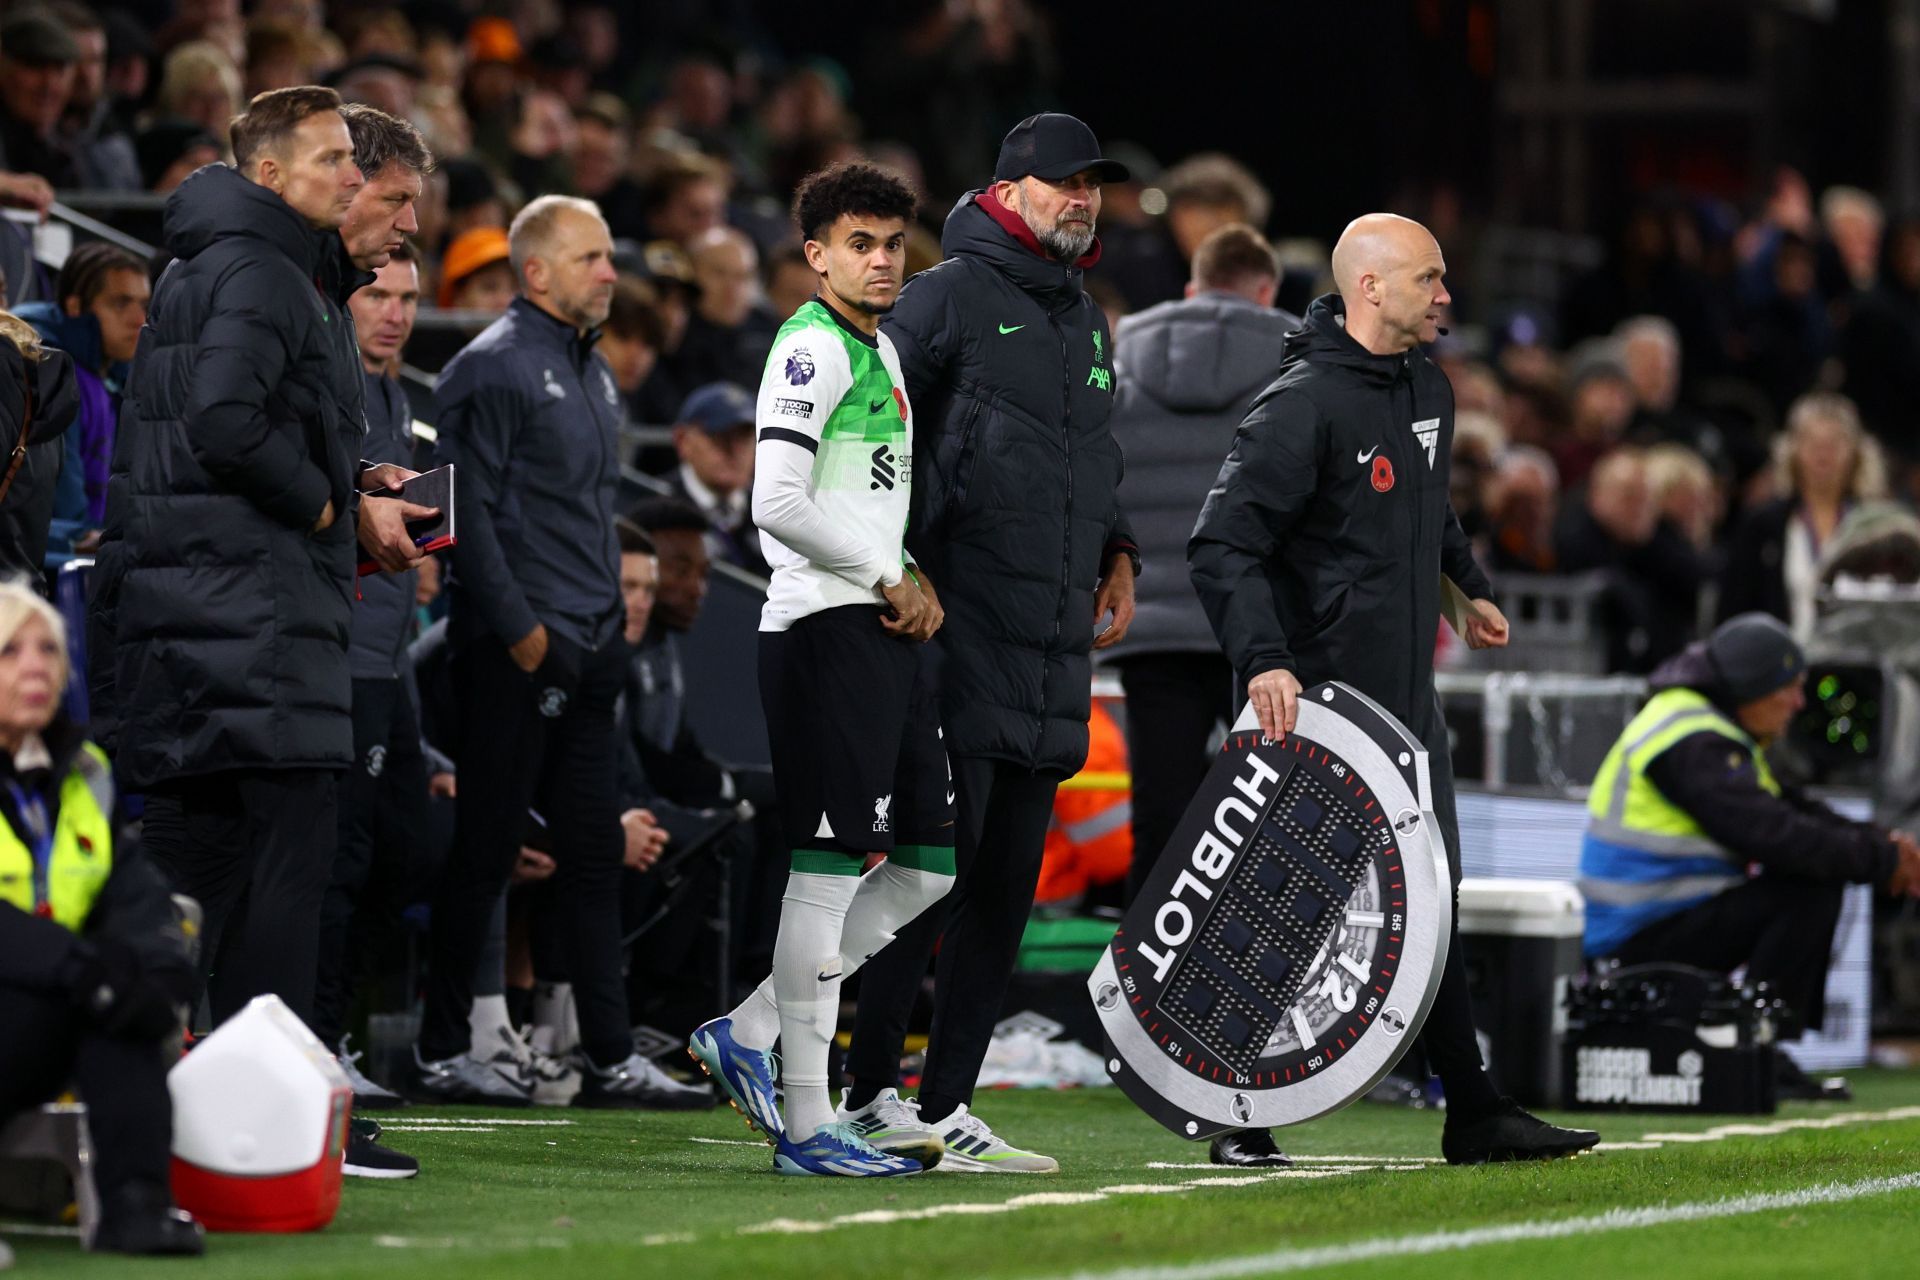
89;163;372;787
884;189;1133;776
433;298;624;661
1189;293;1491;736
0;341;80;578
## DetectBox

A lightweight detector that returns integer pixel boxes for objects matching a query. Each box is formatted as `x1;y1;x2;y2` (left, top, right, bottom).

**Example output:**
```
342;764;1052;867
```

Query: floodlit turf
8;1070;1920;1279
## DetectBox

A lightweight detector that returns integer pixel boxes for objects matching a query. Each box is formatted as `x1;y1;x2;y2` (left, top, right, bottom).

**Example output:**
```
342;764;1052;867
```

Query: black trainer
573;1052;717;1110
344;1115;420;1179
91;1183;204;1256
1209;1128;1294;1168
1442;1098;1600;1165
1775;1053;1851;1102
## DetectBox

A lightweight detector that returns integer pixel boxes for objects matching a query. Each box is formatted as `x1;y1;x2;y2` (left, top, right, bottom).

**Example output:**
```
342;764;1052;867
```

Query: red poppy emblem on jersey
1371;455;1395;492
891;386;909;421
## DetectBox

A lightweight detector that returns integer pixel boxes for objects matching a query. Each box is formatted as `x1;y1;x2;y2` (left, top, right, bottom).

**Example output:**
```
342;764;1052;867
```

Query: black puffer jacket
1105;292;1296;659
886;190;1133;775
90;164;370;786
1189;294;1491;736
0;341;79;578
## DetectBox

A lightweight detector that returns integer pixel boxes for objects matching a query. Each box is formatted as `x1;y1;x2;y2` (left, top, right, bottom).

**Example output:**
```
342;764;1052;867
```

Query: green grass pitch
9;1070;1920;1279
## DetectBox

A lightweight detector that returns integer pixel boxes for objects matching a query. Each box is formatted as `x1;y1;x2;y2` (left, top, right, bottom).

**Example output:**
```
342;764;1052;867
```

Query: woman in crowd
0;581;202;1257
1719;391;1888;637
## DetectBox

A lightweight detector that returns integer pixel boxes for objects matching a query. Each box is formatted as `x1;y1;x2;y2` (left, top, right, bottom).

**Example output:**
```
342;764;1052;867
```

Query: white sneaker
479;1022;579;1106
835;1088;945;1170
921;1103;1058;1173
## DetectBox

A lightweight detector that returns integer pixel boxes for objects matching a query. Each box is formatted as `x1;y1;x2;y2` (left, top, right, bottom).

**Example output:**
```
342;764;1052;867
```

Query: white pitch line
689;1136;766;1147
401;1118;577;1126
1037;1171;1920;1280
372;1235;570;1250
377;1125;500;1133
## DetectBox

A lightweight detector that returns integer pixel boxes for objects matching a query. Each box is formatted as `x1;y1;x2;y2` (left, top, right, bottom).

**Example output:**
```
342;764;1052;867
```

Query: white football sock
728;860;954;1051
771;871;862;1138
530;981;579;1057
468;992;511;1060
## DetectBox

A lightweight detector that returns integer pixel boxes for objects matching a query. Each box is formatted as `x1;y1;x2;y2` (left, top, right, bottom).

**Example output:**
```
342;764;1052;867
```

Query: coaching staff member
418;195;710;1109
90;86;428;1030
1106;223;1296;909
1190;213;1599;1166
840;114;1136;1173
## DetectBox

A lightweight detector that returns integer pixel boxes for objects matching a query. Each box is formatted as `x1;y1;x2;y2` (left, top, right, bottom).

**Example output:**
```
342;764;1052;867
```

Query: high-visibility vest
1578;687;1777;956
1036;704;1133;905
0;743;116;933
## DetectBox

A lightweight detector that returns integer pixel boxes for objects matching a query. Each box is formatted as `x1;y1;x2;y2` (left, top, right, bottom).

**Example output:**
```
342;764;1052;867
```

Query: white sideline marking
379;1125;500;1133
409;1118;576;1126
1036;1171;1920;1280
689;1136;765;1147
372;1235;569;1250
0;1223;81;1237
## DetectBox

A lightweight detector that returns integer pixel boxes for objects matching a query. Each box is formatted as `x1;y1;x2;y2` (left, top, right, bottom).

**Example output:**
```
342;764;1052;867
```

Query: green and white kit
753;299;915;632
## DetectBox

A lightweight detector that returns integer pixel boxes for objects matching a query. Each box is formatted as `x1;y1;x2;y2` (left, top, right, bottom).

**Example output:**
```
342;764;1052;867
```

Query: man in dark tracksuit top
841;115;1138;1171
419;195;708;1108
1191;214;1598;1165
311;244;433;1090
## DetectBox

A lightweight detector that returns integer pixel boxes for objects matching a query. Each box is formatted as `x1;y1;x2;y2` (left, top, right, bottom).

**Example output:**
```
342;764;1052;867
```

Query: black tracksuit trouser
311;677;432;1050
142;769;338;1029
418;628;632;1067
847;755;1060;1119
1115;652;1236;907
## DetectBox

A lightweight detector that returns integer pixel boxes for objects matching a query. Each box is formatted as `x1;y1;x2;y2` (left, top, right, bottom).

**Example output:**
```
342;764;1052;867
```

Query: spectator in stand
571;94;645;240
1556;447;1713;672
0;311;79;579
1104;223;1293;905
667;382;770;580
626;238;699;423
598;276;666;404
0;10;82;191
1841;216;1920;472
1615;315;1726;476
0;583;203;1258
1719;391;1888;638
1741;231;1834;418
764;244;816;322
439;156;507;243
50;2;140;191
1553;356;1635;492
134;119;219;193
1645;442;1720;555
1820;185;1883;298
99;9;150;137
1105;152;1272;310
243;20;311;98
669;226;778;391
14;242;149;546
640;151;729;250
1483;445;1561;575
438;226;515;312
330;53;419;119
154;40;243;150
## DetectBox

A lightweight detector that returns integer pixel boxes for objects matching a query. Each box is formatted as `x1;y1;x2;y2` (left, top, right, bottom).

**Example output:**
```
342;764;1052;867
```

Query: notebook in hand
356;464;455;576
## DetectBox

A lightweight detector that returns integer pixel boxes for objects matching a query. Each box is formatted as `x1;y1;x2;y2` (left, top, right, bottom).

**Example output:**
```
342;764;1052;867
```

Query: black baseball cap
0;11;80;66
994;113;1130;184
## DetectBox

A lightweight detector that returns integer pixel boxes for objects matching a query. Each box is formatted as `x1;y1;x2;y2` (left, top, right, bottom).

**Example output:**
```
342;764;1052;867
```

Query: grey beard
1037;220;1095;262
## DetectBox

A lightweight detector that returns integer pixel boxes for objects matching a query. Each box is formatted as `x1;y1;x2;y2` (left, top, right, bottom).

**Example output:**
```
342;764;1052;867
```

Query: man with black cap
668;381;770;578
836;113;1137;1173
1581;611;1920;1062
0;8;83;191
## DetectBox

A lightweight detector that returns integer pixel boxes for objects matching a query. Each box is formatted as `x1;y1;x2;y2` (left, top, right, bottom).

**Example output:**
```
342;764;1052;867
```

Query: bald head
1330;213;1450;354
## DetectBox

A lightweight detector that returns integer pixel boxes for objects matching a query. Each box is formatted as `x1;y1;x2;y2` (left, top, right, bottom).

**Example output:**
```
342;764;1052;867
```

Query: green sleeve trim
790;848;865;877
889;843;956;875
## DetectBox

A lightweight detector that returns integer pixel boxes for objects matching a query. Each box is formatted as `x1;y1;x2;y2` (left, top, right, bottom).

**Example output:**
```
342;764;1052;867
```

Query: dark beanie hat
1707;613;1806;702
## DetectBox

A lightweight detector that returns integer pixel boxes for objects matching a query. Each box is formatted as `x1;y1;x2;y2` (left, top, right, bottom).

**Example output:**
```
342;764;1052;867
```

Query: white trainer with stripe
923;1103;1059;1174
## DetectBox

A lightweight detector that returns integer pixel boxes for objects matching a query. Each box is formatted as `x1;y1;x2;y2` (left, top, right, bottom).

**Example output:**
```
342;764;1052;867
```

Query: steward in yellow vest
0;586;202;1257
1579;613;1920;1033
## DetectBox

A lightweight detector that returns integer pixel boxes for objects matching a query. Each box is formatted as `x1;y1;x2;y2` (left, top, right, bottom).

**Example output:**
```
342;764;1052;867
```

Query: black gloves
65;936;181;1041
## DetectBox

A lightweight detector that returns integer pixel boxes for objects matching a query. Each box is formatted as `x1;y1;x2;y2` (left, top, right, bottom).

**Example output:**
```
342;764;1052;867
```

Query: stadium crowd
0;0;1916;1255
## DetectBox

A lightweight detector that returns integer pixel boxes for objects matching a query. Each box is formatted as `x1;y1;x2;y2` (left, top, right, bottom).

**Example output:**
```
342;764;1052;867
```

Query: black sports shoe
1775;1053;1851;1101
1442;1098;1600;1165
573;1052;717;1110
91;1182;204;1256
1209;1128;1293;1167
343;1115;419;1179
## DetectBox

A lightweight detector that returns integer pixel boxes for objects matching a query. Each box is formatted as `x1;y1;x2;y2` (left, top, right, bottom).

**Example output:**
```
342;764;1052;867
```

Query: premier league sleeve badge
1089;682;1452;1139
